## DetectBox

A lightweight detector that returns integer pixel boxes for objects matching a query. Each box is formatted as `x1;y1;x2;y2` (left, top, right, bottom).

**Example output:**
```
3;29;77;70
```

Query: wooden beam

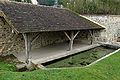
31;33;40;45
64;31;71;40
23;33;31;64
73;31;80;40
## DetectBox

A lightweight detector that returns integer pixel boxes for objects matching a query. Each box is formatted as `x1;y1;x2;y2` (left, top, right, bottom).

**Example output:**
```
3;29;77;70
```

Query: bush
60;0;120;14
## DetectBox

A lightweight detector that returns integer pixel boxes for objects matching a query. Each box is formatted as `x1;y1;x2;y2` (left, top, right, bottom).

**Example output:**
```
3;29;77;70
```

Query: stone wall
29;32;68;49
85;15;120;42
75;30;92;44
29;30;91;49
0;17;24;55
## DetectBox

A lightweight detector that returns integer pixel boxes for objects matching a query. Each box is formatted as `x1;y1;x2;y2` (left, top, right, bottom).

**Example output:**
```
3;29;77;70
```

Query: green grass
0;61;16;72
0;51;120;80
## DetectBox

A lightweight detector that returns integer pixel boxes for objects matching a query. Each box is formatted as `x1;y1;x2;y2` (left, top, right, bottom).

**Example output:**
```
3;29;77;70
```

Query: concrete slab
14;42;100;64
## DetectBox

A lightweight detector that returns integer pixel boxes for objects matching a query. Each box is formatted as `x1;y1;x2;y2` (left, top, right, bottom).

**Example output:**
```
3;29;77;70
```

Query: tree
37;0;63;6
59;0;120;14
11;0;22;2
37;0;55;6
24;0;32;3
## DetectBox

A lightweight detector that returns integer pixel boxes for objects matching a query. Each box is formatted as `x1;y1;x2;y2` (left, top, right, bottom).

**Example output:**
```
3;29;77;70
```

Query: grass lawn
0;51;120;80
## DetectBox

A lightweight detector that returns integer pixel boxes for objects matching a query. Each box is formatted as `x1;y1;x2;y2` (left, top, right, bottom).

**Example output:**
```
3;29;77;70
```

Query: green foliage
0;61;16;72
10;0;32;3
37;0;55;6
24;0;32;3
13;0;22;2
60;0;120;14
37;0;64;6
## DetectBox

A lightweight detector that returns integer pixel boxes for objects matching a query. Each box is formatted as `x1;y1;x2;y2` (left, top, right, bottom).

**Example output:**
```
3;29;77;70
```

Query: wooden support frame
64;32;71;40
23;33;31;64
22;33;41;64
64;31;80;51
31;33;40;45
73;31;80;40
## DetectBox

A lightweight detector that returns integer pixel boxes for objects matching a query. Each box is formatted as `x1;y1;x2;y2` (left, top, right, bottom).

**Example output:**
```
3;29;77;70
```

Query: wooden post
89;30;93;44
70;31;74;50
64;31;80;51
23;33;31;64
